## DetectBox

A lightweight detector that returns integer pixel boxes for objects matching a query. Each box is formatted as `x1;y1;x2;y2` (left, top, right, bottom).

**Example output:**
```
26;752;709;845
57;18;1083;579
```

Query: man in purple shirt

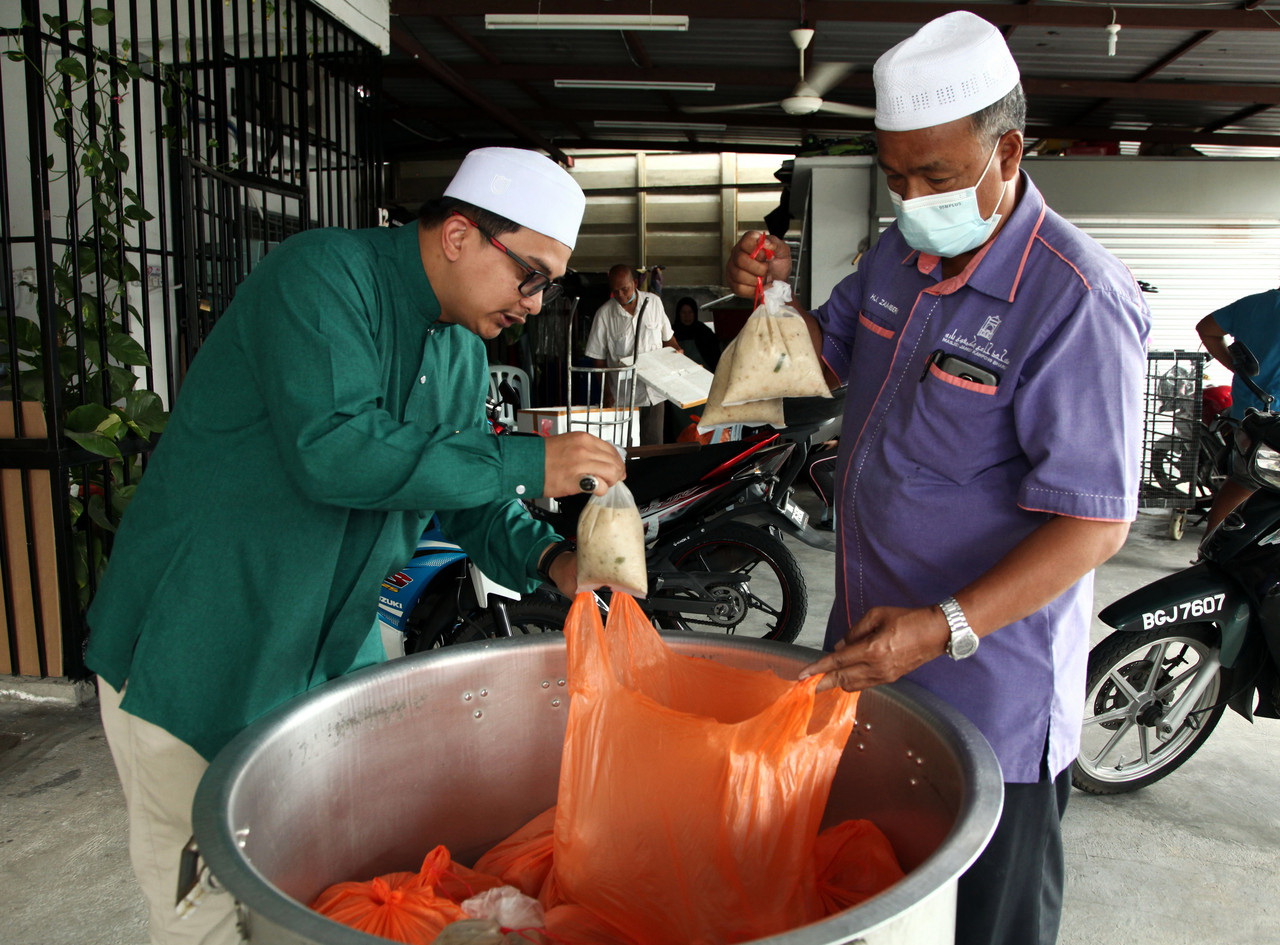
728;13;1149;945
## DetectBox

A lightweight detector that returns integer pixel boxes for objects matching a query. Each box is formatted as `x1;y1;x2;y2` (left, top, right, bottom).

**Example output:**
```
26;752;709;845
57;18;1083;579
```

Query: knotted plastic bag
311;845;508;943
575;480;647;597
311;846;469;944
696;336;786;432
548;592;861;944
721;280;831;405
813;819;906;913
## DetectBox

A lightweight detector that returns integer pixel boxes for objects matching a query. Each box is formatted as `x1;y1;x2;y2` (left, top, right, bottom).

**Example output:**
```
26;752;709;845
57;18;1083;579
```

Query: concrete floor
1;504;1277;944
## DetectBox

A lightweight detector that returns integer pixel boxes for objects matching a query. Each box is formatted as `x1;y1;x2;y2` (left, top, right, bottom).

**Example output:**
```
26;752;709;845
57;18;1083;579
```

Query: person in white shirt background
584;263;683;444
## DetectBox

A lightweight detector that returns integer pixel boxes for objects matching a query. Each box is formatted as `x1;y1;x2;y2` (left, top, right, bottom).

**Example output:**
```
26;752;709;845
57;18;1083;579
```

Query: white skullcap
874;11;1020;132
444;147;586;249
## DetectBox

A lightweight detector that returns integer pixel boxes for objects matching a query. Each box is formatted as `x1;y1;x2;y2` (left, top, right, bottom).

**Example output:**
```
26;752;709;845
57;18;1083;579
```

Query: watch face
950;629;979;660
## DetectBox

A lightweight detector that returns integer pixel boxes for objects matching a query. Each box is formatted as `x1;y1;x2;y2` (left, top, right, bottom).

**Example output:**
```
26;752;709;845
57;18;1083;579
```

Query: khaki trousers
98;678;241;945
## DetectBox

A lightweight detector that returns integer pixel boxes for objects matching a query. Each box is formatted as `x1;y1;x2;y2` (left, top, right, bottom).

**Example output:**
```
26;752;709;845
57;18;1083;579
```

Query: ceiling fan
682;27;875;119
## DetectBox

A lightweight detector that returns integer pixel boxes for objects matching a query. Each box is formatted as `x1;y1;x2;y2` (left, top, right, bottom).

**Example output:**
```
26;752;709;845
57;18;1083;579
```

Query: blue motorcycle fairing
1098;562;1252;667
377;521;465;634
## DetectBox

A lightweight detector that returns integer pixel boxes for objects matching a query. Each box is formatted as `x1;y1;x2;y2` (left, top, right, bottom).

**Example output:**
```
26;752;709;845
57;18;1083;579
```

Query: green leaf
54;57;87;82
4;51;25;63
45;153;55;170
19;370;46;403
107;332;151;367
77;243;99;275
123;203;153;221
107;364;140;401
43;14;64;31
65;403;113;435
52;117;70;140
85;492;117;530
124;390;167;430
11;316;43;353
110;149;129;173
121;260;142;284
91;8;114;25
53;267;75;300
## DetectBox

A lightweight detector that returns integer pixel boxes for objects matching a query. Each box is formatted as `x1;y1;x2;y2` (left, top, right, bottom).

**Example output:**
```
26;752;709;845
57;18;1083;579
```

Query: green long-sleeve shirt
86;222;555;759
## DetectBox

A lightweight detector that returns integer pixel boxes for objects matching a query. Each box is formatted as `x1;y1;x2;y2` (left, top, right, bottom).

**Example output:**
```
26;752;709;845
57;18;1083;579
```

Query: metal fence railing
0;0;380;678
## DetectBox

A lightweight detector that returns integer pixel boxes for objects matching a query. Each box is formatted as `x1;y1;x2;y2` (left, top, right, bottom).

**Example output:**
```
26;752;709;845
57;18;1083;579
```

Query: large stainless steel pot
192;632;1002;945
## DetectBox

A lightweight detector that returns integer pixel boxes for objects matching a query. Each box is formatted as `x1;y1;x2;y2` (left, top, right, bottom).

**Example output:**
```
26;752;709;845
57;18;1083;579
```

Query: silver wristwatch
939;596;979;660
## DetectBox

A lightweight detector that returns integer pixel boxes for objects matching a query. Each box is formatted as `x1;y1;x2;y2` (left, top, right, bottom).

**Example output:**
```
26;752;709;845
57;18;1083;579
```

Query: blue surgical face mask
889;142;1006;258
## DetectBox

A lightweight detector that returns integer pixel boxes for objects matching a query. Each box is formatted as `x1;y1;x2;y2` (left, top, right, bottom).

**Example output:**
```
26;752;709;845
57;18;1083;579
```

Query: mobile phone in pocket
924;350;1000;387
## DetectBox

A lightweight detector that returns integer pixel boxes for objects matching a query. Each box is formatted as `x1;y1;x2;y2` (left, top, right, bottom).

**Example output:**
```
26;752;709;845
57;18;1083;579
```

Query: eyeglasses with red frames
454;212;563;303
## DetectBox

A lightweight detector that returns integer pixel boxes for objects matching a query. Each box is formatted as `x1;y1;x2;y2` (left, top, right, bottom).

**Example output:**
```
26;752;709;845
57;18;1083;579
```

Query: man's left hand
798;605;950;692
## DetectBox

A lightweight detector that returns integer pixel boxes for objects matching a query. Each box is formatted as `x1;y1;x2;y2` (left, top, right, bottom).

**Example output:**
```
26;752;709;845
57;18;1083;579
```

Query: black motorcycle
1072;342;1280;794
401;391;843;652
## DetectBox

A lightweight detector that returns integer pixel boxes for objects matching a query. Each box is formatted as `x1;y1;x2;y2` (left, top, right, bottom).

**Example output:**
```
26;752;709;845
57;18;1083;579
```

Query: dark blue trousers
955;766;1072;945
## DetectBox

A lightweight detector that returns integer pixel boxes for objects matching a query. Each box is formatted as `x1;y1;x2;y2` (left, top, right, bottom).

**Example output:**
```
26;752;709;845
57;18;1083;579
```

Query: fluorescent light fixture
555;79;716;92
485;13;689;31
594;120;727;132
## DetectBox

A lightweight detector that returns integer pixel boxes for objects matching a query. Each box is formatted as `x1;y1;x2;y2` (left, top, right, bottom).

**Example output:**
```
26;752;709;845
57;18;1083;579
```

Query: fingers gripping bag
575;480;647;597
696;336;786;433
548;592;861;944
721;279;831;405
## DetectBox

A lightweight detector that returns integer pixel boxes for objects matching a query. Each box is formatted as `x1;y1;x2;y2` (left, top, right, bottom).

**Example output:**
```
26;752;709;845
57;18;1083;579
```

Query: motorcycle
380;390;843;654
1072;342;1280;794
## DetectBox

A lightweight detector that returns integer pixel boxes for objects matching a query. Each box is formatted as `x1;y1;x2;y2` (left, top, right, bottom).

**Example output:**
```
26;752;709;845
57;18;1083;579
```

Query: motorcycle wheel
407;600;569;652
1072;624;1226;795
655;521;807;643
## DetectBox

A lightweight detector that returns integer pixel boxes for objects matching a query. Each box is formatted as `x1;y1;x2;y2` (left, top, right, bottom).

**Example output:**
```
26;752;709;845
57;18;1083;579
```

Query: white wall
310;0;390;53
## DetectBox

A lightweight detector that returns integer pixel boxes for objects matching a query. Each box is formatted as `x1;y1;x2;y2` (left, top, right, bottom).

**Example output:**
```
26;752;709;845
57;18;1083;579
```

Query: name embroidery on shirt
870;293;899;316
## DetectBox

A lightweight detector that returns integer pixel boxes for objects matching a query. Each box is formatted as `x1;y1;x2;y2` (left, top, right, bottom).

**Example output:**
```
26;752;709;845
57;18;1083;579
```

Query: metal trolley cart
1141;350;1212;540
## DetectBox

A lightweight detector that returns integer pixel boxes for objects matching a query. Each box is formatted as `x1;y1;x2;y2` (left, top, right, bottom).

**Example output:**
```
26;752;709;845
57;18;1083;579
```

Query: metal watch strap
939;596;979;660
536;539;576;584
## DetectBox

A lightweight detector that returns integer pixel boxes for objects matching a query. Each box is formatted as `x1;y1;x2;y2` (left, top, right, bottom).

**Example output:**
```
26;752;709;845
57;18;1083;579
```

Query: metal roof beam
394;1;1280;32
389;23;570;163
423;63;1280;106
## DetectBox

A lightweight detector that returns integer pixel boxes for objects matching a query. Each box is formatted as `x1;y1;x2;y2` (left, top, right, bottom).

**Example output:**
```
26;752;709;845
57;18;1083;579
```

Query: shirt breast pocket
897;366;1019;486
857;310;898;340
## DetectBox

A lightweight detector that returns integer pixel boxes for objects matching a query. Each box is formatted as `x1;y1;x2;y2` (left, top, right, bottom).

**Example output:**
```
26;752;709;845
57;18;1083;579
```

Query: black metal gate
0;0;381;679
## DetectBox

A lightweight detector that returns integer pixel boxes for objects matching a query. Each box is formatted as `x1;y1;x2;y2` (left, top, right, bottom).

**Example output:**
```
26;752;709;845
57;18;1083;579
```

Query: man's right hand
542;432;625;497
726;231;793;299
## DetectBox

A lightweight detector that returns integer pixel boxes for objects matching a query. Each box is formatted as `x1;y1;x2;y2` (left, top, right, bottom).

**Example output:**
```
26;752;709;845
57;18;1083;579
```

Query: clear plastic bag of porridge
576;479;648;598
721;280;831;405
697;337;786;433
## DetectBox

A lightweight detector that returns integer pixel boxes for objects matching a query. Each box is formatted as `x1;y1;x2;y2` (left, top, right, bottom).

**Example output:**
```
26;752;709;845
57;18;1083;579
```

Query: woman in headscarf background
670;296;722;372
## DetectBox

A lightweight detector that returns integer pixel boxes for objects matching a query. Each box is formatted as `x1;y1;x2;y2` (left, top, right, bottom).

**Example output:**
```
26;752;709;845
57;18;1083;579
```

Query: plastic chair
487;365;531;427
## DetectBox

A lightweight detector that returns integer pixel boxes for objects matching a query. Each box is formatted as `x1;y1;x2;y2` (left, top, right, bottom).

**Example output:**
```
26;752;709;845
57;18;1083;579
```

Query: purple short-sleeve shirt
814;173;1151;782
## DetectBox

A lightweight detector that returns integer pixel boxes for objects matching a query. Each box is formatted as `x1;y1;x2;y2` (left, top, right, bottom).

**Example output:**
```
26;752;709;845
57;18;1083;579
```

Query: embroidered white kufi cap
444;147;586;249
874;11;1020;132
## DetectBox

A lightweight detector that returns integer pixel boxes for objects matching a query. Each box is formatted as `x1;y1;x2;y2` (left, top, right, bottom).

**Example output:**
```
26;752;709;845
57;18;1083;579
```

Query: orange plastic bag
814;819;906;912
312;845;502;943
473;806;557;900
548;592;861;944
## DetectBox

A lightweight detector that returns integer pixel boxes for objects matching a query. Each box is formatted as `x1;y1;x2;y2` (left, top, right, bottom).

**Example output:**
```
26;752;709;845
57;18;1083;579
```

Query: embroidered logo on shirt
942;327;1011;370
490;173;512;195
977;315;1002;341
